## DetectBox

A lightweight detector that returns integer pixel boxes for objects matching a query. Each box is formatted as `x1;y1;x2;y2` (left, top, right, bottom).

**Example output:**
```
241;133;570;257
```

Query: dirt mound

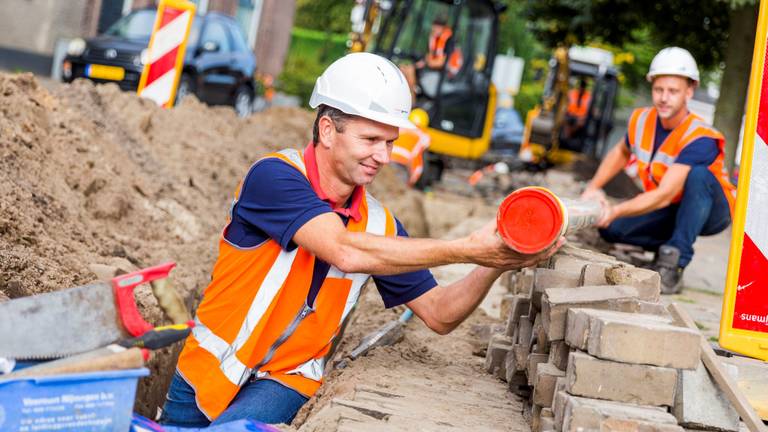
0;73;427;417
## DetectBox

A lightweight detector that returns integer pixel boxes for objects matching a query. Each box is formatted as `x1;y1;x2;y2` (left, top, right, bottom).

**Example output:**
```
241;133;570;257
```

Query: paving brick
505;349;529;387
549;255;589;275
541;285;642;340
566;351;677;406
553;391;568;431
484;334;513;377
564;308;699;369
548;340;570;371
532;268;581;308
673;361;739;431
532;313;550;354
504;295;530;337
518;315;533;349
605;264;661;302
510;344;530;372
539;415;555;432
514;267;535;295
579;263;609;286
527;353;549;386
556;243;619;265
500;270;515;291
533;362;566;407
561;393;681;432
532;404;543;431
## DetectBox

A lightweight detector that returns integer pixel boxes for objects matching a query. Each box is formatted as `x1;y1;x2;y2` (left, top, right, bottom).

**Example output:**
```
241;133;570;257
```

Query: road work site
1;70;766;431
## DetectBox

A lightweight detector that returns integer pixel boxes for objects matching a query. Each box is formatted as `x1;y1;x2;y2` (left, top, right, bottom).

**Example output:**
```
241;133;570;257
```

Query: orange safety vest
428;28;462;76
567;89;591;118
391;127;430;186
626;107;737;215
176;149;398;420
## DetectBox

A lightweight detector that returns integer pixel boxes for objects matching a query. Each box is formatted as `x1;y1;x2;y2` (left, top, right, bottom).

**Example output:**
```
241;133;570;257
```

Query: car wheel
175;74;194;106
234;85;253;117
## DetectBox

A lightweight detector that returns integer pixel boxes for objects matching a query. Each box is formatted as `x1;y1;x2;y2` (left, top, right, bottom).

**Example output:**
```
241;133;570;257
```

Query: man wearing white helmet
159;52;558;427
582;47;736;294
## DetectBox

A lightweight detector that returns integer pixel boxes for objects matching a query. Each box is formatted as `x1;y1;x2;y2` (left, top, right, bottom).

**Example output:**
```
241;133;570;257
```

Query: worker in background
563;77;591;139
400;15;464;100
159;53;559;427
390;108;431;186
582;47;736;294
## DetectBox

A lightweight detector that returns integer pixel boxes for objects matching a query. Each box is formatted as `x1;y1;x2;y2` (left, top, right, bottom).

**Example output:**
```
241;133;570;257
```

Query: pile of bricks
485;244;744;432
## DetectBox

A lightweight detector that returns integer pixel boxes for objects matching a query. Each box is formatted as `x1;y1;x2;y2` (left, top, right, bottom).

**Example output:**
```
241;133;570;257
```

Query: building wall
0;0;89;55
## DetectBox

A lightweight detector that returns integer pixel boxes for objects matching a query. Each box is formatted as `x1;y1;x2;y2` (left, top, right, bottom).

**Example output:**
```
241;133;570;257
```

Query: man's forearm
613;189;671;219
420;266;504;334
336;232;471;274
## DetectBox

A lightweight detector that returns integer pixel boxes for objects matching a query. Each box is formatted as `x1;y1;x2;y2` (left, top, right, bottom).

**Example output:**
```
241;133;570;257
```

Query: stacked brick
485;244;743;432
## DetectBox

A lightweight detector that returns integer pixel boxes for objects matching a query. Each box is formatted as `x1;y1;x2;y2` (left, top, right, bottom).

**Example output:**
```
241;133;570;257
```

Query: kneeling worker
159;52;559;427
582;47;736;294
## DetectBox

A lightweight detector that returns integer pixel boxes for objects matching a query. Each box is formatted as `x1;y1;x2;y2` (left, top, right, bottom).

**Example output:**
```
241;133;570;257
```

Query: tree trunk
714;3;759;172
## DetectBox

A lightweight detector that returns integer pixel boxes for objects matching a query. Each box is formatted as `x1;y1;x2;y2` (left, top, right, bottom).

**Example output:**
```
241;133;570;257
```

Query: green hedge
279;27;348;106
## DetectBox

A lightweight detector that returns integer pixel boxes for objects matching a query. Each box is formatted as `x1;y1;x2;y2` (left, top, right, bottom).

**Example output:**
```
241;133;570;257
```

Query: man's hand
596;201;617;228
466;219;563;270
581;186;606;202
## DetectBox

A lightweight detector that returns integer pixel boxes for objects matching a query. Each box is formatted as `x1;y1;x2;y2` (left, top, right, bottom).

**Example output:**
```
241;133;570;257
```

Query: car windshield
104;10;156;40
104;9;201;47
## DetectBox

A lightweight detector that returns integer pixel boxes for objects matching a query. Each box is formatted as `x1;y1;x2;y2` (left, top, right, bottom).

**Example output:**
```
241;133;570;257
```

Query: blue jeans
599;166;731;267
159;371;309;427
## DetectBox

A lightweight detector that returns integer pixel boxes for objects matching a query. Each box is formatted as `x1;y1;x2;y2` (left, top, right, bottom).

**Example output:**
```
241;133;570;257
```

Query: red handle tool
111;262;177;336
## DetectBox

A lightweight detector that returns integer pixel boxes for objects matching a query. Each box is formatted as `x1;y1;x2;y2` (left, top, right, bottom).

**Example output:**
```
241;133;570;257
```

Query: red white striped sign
137;0;196;108
722;0;768;361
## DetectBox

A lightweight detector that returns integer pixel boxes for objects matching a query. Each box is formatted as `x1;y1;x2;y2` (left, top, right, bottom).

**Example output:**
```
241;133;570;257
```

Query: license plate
86;64;125;81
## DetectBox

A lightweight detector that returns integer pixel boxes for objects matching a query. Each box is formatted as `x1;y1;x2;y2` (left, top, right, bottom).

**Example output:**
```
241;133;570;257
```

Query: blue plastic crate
0;368;149;431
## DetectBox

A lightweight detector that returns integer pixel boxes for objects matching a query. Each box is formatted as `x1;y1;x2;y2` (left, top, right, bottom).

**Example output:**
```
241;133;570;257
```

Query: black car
62;9;257;117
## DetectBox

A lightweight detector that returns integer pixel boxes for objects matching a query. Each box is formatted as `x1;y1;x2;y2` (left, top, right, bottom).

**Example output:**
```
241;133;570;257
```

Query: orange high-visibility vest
391;127;430;186
428;28;462;75
176;149;397;420
626;107;736;215
567;89;591;118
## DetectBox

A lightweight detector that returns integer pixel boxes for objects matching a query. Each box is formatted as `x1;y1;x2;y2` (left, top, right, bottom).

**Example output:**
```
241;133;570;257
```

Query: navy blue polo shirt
224;157;438;309
625;116;719;166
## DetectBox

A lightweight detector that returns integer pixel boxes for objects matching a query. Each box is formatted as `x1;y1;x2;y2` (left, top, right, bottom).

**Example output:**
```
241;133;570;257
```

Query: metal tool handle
112;262;176;337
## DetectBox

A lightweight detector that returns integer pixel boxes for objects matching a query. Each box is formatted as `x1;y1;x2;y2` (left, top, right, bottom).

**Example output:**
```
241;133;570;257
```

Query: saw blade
0;282;129;359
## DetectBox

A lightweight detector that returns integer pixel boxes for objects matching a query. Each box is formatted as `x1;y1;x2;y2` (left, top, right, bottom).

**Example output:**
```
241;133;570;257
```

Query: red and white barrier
137;0;196;108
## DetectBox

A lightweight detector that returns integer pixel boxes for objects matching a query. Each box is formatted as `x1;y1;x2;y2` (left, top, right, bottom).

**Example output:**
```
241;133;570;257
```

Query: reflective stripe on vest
177;148;397;420
627;107;737;214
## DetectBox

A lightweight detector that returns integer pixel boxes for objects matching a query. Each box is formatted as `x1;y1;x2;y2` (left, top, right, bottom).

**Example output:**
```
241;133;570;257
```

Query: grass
278;27;348;106
694;321;709;331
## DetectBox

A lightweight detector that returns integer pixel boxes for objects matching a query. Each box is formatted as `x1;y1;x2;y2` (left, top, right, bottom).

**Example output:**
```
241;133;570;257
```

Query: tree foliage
525;0;731;70
293;0;353;34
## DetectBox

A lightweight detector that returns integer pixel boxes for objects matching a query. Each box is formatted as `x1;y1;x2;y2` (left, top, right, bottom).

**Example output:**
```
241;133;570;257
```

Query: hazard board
137;0;196;108
721;0;768;361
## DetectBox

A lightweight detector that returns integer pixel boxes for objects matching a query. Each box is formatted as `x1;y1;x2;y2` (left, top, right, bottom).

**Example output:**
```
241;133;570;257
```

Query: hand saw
0;262;190;360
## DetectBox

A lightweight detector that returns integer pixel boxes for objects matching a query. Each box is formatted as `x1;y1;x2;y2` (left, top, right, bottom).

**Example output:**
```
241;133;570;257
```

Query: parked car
62;9;257;117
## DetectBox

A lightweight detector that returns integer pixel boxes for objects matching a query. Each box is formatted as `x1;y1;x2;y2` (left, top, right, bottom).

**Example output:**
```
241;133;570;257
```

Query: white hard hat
310;52;415;129
647;47;700;83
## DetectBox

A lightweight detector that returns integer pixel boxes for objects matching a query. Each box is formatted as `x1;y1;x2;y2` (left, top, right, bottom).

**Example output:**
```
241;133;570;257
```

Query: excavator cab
373;0;503;173
520;46;619;166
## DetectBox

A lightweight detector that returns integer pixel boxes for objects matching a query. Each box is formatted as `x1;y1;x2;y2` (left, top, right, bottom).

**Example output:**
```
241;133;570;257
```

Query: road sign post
721;0;768;361
137;0;196;108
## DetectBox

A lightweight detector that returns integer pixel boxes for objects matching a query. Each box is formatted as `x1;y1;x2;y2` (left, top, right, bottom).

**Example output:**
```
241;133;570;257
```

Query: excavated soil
0;72;428;418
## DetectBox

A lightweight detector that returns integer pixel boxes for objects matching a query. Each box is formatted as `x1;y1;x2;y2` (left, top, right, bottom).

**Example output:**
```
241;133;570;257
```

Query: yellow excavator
349;0;506;187
519;46;619;167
